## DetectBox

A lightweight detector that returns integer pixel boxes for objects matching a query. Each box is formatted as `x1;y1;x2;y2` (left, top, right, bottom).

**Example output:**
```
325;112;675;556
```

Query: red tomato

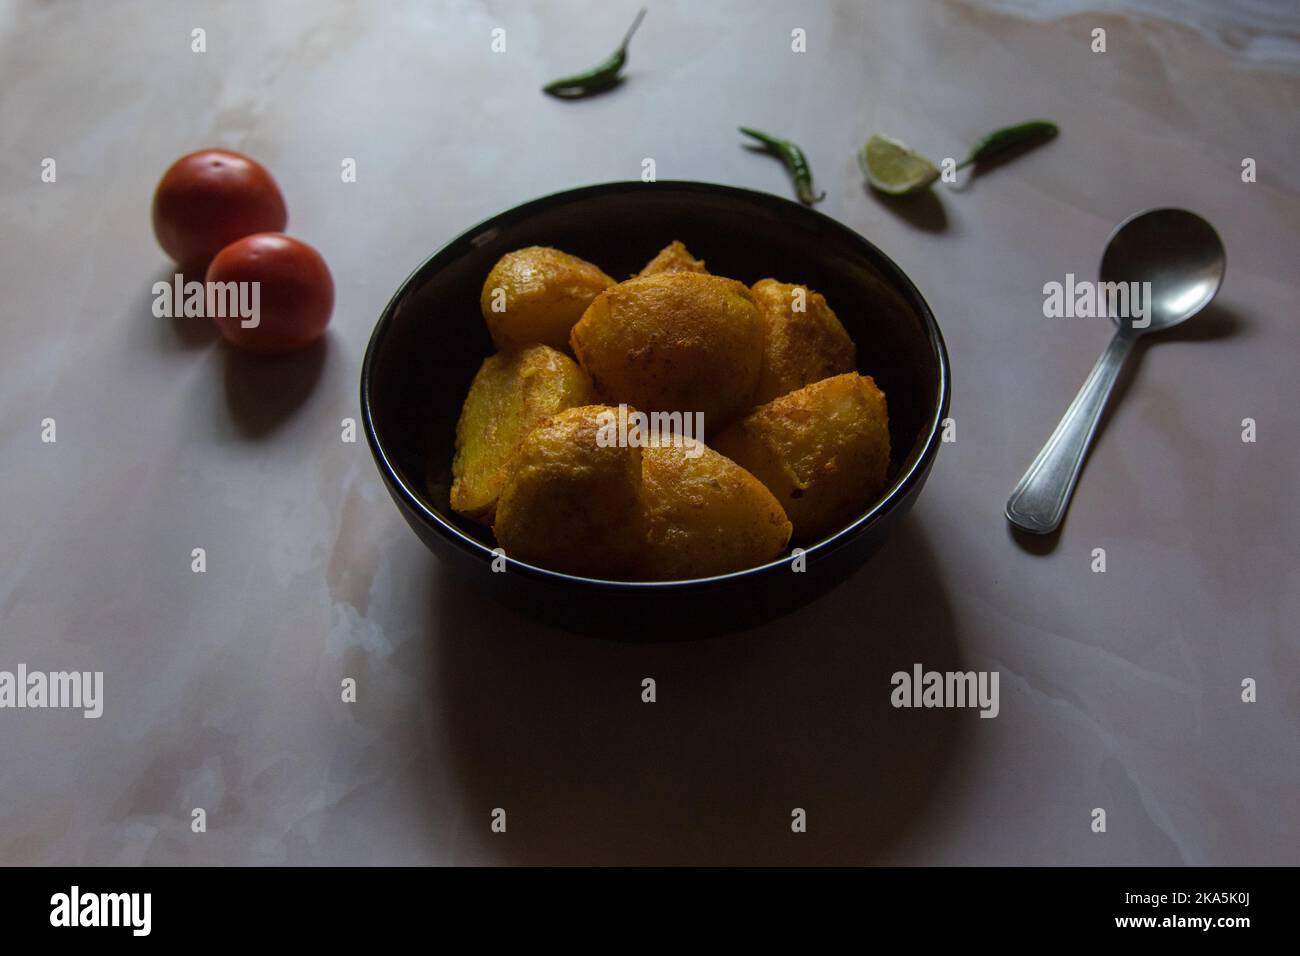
205;233;333;354
152;149;288;272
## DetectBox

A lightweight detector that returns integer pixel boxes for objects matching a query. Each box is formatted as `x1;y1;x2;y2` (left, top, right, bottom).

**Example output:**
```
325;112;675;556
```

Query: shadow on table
1007;301;1245;554
137;264;328;436
222;335;328;438
426;516;968;865
866;184;949;233
141;265;222;351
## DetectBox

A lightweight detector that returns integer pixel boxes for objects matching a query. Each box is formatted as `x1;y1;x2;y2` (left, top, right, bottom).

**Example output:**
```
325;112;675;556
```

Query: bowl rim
360;179;951;592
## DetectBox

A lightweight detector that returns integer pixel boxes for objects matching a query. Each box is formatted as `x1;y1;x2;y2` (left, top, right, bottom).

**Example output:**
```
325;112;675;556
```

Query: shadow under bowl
361;181;950;636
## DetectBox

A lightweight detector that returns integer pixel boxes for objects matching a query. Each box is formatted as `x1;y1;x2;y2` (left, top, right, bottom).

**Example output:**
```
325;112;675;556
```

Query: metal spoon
1005;208;1226;535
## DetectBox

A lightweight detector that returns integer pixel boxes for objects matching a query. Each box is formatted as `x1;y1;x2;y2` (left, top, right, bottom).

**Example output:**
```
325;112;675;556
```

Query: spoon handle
1006;331;1136;534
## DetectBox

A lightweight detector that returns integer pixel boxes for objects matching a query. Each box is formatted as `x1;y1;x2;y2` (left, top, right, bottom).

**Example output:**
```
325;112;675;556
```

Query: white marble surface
0;0;1297;865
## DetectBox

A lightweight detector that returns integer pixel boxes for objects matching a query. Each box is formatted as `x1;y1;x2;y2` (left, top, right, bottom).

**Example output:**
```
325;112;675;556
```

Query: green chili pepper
739;127;825;205
542;8;646;98
957;120;1058;169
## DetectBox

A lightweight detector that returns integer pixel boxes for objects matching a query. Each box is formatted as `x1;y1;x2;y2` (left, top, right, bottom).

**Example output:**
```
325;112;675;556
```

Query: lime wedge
859;134;941;195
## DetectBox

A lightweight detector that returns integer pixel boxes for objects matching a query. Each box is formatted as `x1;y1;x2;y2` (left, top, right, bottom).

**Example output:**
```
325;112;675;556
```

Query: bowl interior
364;181;945;574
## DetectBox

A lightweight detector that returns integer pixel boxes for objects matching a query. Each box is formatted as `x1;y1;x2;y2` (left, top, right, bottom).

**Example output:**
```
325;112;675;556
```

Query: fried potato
450;345;595;523
750;278;857;405
711;373;890;541
640;435;791;580
638;240;708;277
493;405;645;578
480;246;614;351
570;272;763;427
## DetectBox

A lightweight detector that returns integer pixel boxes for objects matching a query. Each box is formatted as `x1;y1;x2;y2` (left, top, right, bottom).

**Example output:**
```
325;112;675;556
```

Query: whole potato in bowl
493;405;646;578
450;344;594;523
480;246;614;351
570;272;763;428
641;435;792;580
712;372;891;542
750;278;857;405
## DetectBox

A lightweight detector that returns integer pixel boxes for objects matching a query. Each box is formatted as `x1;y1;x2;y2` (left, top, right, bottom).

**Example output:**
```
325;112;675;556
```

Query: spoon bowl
1100;208;1226;334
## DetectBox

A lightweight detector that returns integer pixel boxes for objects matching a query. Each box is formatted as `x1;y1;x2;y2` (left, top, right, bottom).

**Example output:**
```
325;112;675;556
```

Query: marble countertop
1;0;1296;865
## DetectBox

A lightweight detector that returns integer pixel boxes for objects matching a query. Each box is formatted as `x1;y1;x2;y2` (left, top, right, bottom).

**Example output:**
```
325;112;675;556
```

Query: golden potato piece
750;278;857;405
638;240;708;277
570;272;763;428
640;435;791;580
450;345;595;523
712;373;890;542
493;405;645;578
480;246;614;351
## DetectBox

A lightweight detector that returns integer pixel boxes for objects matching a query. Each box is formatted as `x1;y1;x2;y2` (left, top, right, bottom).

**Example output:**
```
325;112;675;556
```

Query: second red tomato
206;233;334;354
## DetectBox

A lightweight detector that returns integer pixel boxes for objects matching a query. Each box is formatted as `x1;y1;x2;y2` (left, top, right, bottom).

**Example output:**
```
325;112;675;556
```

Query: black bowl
361;181;950;636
